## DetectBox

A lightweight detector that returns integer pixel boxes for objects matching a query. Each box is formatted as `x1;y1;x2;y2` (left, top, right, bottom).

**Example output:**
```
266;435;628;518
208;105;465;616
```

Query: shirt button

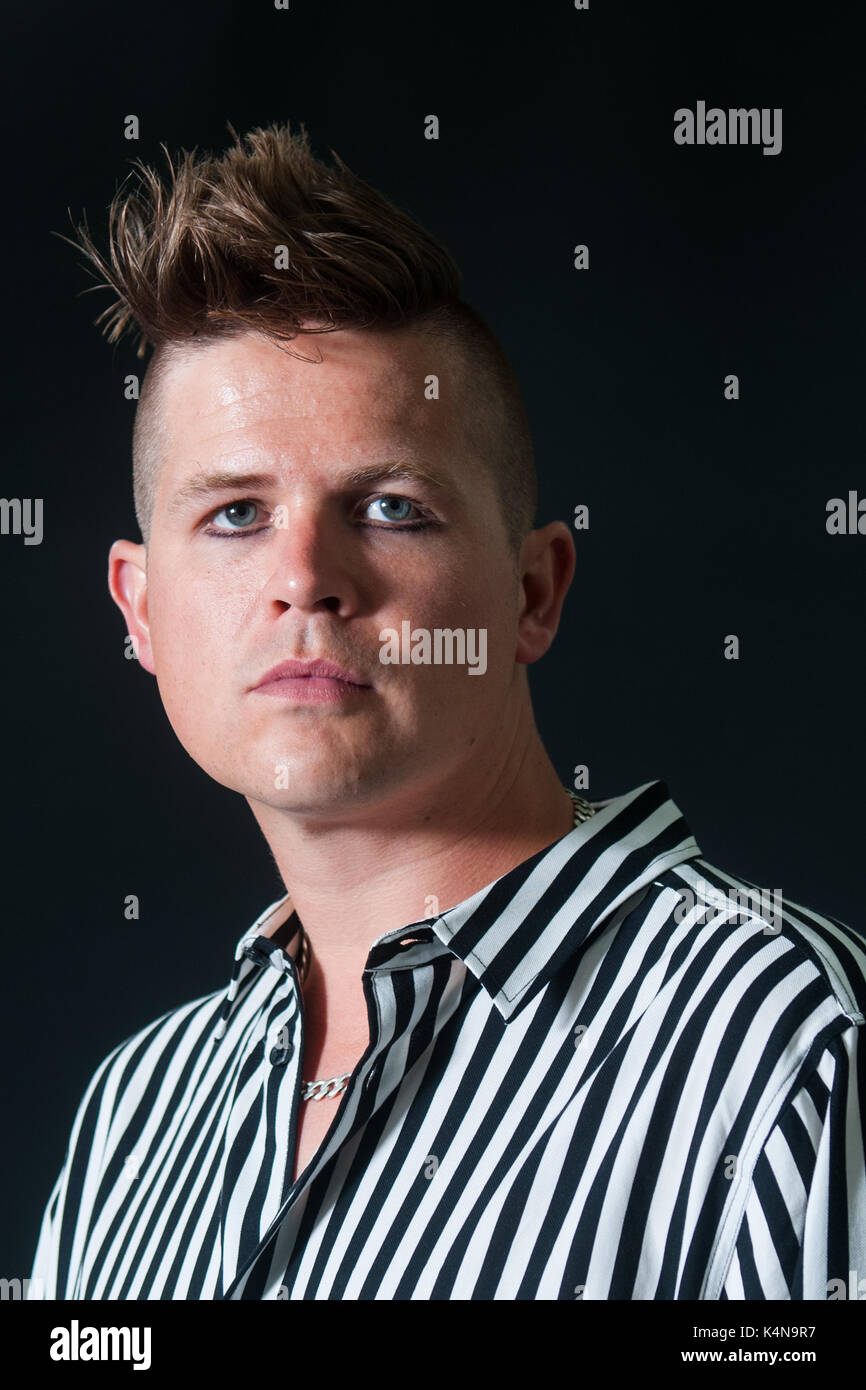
269;1040;294;1066
363;1061;380;1091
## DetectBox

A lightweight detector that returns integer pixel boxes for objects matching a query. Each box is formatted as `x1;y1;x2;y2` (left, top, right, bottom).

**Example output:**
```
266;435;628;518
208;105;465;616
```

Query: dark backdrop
2;0;864;1275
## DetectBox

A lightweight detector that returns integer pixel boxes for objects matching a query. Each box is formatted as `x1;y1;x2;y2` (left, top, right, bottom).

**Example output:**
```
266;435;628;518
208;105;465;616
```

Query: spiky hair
64;120;537;549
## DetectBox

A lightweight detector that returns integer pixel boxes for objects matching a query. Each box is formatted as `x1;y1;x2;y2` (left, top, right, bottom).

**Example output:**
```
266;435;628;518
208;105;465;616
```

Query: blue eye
365;495;422;524
210;501;262;531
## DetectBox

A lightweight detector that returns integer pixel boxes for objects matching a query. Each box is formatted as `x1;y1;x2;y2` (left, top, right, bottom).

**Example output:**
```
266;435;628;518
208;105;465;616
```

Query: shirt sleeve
27;1045;123;1301
29;1163;68;1299
720;1022;866;1299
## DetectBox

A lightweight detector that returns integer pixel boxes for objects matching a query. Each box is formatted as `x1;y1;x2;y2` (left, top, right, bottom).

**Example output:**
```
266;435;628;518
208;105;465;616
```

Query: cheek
402;544;506;617
391;573;515;691
148;585;239;707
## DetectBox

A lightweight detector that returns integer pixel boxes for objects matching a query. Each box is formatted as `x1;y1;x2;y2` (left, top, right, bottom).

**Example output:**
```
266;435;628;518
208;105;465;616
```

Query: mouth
250;657;373;703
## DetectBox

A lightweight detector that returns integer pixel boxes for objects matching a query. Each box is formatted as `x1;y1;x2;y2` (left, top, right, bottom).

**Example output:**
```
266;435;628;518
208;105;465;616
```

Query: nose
260;504;360;616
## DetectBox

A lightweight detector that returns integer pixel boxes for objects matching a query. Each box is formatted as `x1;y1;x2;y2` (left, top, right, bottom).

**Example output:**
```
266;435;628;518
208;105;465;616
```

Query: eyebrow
168;459;457;515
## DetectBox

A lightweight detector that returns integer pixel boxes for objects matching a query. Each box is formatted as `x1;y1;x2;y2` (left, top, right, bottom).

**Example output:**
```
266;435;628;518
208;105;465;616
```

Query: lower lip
252;676;373;704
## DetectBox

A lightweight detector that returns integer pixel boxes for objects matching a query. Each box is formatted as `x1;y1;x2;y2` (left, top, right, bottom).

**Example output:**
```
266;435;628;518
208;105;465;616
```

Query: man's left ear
514;521;576;665
107;539;156;674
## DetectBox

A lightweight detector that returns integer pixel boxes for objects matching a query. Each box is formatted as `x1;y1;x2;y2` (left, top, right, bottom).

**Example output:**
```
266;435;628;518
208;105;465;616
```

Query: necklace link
301;1072;352;1101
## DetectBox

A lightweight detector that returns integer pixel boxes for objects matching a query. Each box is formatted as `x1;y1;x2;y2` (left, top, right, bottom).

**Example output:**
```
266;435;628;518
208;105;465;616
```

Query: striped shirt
30;778;866;1300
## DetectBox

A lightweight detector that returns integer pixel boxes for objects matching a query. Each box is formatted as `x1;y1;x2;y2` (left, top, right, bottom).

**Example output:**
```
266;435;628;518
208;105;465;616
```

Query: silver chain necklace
297;788;595;1100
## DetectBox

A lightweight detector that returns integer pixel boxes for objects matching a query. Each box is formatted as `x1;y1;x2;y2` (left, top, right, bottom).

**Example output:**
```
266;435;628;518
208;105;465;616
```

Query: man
31;121;866;1300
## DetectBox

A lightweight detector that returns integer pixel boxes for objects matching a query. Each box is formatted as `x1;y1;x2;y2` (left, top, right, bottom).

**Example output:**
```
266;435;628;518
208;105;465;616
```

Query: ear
514;521;576;665
107;539;156;674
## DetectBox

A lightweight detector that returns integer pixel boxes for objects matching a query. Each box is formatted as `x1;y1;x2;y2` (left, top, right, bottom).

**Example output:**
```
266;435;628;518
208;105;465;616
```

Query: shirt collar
218;778;702;1037
431;778;701;1019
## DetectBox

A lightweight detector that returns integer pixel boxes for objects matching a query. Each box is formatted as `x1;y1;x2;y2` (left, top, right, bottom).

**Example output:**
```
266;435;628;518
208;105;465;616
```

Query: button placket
267;971;297;1069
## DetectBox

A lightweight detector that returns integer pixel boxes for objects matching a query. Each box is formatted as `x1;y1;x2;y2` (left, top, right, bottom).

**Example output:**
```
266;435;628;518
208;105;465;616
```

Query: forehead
156;326;468;463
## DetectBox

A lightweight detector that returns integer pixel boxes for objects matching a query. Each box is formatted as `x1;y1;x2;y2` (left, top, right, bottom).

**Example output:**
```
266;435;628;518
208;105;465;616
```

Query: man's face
113;327;544;820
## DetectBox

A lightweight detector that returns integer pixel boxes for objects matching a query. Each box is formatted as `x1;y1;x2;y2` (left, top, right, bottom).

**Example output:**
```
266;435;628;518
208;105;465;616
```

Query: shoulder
64;985;231;1147
640;855;866;1034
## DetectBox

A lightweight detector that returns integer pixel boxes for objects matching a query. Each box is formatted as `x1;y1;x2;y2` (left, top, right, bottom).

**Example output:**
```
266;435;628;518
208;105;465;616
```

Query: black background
1;0;864;1282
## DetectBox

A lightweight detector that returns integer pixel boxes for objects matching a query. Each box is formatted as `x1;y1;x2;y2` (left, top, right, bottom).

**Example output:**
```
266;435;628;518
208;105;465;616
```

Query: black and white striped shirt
30;779;866;1299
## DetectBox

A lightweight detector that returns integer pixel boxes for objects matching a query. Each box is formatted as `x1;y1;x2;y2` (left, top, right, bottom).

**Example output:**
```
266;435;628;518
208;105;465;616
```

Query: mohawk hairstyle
64;120;537;551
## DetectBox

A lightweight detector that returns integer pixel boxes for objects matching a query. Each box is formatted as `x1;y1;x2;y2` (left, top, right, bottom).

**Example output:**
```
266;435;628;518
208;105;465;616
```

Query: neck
247;727;574;984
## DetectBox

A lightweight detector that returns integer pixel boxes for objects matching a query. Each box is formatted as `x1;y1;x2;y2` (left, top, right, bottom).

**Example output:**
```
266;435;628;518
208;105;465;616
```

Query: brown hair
65;121;537;551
